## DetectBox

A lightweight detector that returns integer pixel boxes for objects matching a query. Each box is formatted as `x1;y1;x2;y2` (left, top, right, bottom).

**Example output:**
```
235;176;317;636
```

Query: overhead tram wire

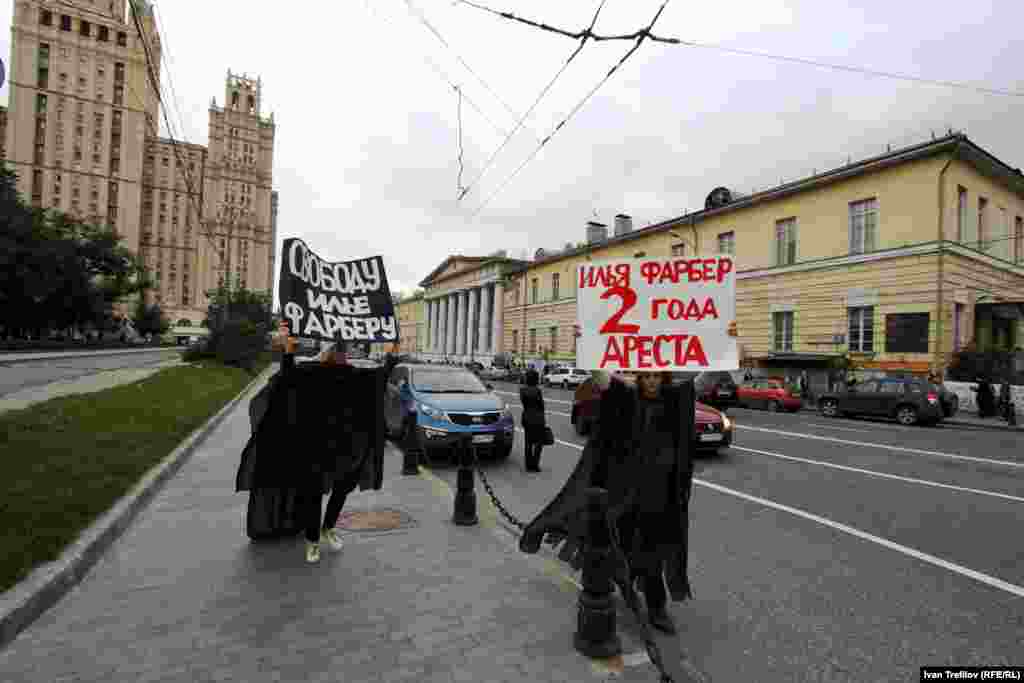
457;0;1024;99
128;0;225;269
365;2;515;139
457;0;608;202
402;0;534;130
456;86;466;198
471;1;671;218
151;4;194;150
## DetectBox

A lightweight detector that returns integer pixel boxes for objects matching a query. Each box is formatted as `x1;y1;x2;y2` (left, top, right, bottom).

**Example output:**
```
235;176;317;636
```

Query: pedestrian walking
800;370;813;406
520;370;694;635
998;378;1013;423
973;376;996;418
519;369;547;472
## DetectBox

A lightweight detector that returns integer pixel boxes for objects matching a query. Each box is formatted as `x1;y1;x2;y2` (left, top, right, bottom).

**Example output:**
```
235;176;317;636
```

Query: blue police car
384;363;516;461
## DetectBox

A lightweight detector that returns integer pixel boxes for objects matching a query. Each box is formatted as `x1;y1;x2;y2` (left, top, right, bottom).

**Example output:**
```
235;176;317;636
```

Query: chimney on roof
586;221;608;245
613;214;633;237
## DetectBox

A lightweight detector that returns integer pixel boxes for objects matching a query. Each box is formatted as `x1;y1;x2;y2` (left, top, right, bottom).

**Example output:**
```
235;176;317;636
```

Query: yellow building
498;133;1024;376
394;292;427;356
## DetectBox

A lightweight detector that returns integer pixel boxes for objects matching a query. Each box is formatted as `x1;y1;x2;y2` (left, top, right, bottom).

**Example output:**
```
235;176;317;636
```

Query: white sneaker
321;528;344;552
305;541;321;563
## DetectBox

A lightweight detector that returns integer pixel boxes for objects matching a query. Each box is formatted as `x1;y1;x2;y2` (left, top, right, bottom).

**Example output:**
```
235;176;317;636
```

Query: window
511;330;519;351
552;273;560;300
1016;216;1023;263
885;313;930;353
531;278;538;304
529;329;537;353
117;31;127;47
978;197;988;250
40;9;53;25
772;311;794;351
855;380;879;394
956;186;967;241
80;20;91;37
550;326;558;353
60;15;71;31
98;26;109;42
849;198;878;254
878;380;905;395
717;231;735;255
670;243;687;258
775;218;797;265
847;306;874;352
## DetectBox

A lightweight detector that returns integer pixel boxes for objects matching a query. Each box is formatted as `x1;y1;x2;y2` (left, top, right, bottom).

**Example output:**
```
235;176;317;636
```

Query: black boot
648;606;677;635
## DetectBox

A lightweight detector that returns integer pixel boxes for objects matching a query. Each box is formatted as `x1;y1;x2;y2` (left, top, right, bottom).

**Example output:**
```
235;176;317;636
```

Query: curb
0;347;181;365
0;362;277;650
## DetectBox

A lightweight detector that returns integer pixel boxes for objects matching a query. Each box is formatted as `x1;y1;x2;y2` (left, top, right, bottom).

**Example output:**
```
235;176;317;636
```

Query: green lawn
0;355;271;593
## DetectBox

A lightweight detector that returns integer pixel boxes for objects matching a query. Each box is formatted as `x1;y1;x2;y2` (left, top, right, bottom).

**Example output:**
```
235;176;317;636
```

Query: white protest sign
576;255;738;371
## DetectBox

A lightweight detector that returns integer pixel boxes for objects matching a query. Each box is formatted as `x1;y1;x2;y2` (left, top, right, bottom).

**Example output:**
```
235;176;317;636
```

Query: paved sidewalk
0;356;188;415
0;375;706;682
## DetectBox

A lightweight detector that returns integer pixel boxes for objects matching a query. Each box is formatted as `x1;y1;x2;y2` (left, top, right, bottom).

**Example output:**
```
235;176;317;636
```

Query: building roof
504;132;1024;275
419;255;529;288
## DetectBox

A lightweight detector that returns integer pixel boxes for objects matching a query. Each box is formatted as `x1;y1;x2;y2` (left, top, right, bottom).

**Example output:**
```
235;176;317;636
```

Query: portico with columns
418;255;522;365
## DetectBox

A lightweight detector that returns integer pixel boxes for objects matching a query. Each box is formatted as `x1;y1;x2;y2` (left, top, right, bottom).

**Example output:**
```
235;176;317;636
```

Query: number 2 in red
599;286;640;334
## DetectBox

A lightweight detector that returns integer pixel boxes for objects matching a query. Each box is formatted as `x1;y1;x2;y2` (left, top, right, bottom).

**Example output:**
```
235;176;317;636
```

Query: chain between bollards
400;415;421;476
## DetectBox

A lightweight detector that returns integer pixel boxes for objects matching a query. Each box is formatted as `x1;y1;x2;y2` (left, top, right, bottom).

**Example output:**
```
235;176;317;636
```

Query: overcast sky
3;0;1022;304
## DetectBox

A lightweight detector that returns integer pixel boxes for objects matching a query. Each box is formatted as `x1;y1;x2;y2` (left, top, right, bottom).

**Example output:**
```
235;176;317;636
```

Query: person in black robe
236;323;386;563
519;371;694;634
973;376;996;418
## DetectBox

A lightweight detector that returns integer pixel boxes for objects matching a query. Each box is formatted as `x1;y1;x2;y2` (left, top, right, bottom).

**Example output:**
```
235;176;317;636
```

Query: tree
0;166;151;339
199;276;273;370
133;299;171;337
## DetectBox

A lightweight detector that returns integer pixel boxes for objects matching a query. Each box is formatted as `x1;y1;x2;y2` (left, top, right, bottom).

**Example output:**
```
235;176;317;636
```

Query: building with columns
418;254;528;365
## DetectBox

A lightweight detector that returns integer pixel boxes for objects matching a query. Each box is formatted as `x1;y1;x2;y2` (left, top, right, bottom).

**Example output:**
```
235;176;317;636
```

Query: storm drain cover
336;507;416;533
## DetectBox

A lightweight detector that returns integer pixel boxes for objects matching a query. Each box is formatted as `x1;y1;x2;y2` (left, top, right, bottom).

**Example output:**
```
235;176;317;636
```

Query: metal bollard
401;415;421;476
573;486;622;659
452;438;479;526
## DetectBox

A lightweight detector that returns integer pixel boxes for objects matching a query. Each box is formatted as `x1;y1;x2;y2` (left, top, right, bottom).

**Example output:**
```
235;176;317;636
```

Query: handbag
542;425;555;446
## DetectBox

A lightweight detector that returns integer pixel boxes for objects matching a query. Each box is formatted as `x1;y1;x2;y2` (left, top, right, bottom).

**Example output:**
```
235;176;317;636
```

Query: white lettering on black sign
278;238;398;343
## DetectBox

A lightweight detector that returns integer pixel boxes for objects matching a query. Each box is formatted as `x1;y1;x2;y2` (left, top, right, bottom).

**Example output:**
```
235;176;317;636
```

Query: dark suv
673;371;739;410
818;378;944;426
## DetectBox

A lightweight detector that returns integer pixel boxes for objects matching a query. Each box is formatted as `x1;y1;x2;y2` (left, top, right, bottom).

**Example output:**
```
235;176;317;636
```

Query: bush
180;341;216;363
212;318;266;371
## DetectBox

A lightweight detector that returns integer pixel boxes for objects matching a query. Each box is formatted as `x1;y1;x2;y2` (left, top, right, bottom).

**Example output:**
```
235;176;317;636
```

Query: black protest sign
278;238;398;343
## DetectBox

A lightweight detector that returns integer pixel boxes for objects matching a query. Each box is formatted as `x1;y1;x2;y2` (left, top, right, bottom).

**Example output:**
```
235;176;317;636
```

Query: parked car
570;376;733;453
384;364;516;461
480;366;511;381
672;370;739;410
544;368;590;389
464;361;485;376
818;377;944;426
737;378;803;412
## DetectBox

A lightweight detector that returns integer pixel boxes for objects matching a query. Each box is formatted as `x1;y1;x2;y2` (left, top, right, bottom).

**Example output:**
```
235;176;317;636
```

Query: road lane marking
736;425;1024;470
731;445;1024;504
546;436;1024;599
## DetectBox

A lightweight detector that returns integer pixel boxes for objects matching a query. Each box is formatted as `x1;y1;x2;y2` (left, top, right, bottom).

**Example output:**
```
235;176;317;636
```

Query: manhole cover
336;507;415;532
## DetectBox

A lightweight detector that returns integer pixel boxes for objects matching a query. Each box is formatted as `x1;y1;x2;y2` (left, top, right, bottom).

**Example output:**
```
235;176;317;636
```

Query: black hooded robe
235;354;386;539
519;377;695;603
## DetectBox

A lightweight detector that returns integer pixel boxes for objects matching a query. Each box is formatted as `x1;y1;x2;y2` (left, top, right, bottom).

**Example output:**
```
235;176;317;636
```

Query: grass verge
0;354;271;594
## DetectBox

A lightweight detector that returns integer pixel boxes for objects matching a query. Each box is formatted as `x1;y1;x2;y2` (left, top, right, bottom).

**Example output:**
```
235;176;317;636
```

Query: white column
478;284;492;354
430;299;439;353
446;294;457;357
455;290;467;357
424;300;432;354
467;288;478;356
491;281;504;356
439;297;448;357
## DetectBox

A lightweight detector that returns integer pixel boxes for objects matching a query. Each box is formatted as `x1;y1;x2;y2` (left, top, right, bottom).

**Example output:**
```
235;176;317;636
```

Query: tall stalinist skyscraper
4;1;277;326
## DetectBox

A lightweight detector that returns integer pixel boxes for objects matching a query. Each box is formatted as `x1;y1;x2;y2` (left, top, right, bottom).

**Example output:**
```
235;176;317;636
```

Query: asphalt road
420;380;1024;682
0;348;182;399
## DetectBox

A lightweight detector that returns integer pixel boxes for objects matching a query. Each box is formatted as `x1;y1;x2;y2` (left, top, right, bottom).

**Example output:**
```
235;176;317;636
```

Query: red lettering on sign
599;286;640;335
599;334;710;369
614;263;631;287
718;257;733;282
702;298;719;319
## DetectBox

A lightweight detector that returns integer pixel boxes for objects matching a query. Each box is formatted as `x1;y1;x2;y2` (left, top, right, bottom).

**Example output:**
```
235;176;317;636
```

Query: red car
737;378;803;412
570;376;733;453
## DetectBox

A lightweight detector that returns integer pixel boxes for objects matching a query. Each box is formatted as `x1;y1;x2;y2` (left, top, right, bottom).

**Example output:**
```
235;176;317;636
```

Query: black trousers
523;429;544;470
306;468;362;543
638;569;668;609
